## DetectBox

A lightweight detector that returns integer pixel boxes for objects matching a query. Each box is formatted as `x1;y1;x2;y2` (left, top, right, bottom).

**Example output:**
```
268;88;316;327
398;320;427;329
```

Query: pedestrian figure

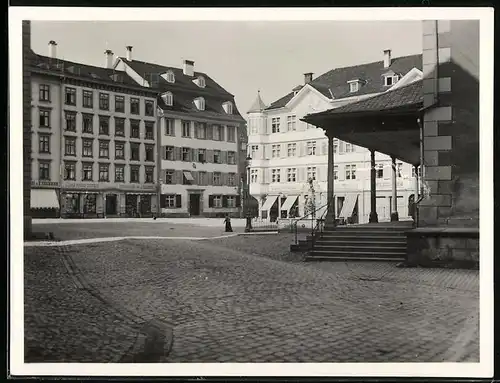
224;214;233;232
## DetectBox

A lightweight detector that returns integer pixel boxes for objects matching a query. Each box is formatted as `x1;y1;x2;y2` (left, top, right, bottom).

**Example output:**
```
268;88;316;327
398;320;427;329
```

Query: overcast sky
31;20;422;118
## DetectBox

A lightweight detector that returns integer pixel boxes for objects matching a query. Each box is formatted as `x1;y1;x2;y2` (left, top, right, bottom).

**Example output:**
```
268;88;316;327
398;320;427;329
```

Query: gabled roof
29;50;143;89
266;53;422;111
247;91;268;113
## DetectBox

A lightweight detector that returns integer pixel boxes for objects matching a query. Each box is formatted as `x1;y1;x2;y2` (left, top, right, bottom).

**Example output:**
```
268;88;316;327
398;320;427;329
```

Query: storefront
30;187;60;218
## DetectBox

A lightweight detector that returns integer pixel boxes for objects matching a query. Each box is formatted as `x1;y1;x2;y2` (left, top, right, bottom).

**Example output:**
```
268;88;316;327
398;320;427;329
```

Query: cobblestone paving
61;236;479;363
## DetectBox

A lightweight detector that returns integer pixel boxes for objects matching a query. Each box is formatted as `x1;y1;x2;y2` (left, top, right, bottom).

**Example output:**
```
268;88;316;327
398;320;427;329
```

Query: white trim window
182;121;191;137
286;168;297;182
213;195;223;208
250;119;258;135
161;92;173;106
223;101;233;114
333;139;339;153
349;82;359;93
250;169;258;183
306;141;317;156
306;166;316;181
346;164;357;180
194;97;205;110
334;165;338;180
227;151;236;165
165;118;175;136
271;144;281;158
250;145;258;158
384;74;399;87
376;164;384;178
227;196;236;208
397;162;403;178
271;117;280;133
227;173;236;186
287;115;296;131
287;143;297;157
196;76;206;88
271;169;281;183
164;195;176;208
345;142;354;153
161;70;175;83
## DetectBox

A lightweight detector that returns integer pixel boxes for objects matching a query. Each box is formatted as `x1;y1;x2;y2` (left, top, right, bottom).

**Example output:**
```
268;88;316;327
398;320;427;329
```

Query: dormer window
222;101;233;114
384;74;399;86
194;97;205;111
161;70;175;83
349;82;359;93
161;92;173;106
195;76;206;88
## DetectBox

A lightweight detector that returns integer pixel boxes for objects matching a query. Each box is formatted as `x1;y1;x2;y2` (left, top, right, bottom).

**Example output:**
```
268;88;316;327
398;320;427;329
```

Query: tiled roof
305;79;423;118
266;54;422;110
118;57;244;121
29;51;143;89
247;91;268;113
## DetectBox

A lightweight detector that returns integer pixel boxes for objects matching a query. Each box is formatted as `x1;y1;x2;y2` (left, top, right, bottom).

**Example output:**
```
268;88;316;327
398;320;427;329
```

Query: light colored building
247;50;423;223
115;48;247;218
29;42;159;218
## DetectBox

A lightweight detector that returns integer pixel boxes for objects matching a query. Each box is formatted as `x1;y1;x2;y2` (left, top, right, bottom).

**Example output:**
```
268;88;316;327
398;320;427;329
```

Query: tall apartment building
248;50;423;223
29;42;158;218
115;48;247;218
23;21;32;236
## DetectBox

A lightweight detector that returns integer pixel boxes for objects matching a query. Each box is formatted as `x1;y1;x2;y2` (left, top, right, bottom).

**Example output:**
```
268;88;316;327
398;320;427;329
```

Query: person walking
224;214;233;232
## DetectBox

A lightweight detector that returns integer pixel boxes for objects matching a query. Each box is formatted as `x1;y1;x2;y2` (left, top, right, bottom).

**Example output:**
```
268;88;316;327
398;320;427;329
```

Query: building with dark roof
247;49;423;223
115;48;247;218
29;42;159;218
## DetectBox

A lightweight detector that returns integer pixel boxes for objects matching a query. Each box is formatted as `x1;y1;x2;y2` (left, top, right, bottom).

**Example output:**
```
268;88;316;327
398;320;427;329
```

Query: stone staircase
304;221;413;262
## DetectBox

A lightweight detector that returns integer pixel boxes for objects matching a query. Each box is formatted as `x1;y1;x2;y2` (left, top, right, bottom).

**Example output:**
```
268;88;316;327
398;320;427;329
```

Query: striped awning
31;189;59;209
261;195;278;211
280;195;298;212
183;171;195;182
339;194;359;219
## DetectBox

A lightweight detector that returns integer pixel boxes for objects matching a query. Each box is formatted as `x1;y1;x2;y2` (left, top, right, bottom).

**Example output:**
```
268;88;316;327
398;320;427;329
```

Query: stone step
322;229;408;235
315;239;406;246
309;249;406;259
313;244;406;253
319;234;407;242
305;254;405;262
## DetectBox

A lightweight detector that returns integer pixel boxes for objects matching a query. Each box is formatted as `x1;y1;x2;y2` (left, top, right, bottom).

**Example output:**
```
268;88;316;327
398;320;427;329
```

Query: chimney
304;72;313;84
183;60;194;76
48;40;57;59
126;46;133;61
105;49;114;69
383;49;392;68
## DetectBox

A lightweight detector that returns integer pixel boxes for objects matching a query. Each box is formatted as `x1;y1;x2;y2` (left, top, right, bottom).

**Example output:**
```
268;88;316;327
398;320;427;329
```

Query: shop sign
31;180;60;188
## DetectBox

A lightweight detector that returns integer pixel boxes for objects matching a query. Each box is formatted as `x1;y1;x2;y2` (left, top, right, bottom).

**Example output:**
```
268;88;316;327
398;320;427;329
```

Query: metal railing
292;202;329;246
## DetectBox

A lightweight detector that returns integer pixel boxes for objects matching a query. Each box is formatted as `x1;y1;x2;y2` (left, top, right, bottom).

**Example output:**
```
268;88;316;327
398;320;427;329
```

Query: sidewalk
33;217;251;227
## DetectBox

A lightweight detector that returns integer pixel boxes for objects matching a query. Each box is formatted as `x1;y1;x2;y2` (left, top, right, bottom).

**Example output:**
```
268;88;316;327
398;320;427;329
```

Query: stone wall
23;20;32;238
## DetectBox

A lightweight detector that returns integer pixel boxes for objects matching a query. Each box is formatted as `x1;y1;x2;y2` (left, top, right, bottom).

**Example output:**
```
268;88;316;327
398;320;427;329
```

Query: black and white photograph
9;7;493;378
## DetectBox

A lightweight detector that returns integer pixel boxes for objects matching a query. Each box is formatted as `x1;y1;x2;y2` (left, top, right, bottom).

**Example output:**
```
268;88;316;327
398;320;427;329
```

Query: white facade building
248;50;423;223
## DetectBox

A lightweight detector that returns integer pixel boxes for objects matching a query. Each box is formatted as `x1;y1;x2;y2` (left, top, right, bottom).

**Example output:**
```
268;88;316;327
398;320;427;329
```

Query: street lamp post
245;155;252;232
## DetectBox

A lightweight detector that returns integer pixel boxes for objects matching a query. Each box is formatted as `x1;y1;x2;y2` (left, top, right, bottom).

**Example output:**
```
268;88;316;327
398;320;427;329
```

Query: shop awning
31;189;59;209
339;194;358;219
261;195;278;211
183;171;195;182
280;195;298;212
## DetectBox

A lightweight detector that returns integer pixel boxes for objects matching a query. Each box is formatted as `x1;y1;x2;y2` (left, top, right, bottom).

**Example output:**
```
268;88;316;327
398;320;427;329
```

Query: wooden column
390;155;399;221
325;132;336;227
369;149;378;223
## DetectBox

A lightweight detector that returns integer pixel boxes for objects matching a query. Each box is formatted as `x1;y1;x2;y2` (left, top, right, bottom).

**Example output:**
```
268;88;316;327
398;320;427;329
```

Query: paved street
24;222;479;363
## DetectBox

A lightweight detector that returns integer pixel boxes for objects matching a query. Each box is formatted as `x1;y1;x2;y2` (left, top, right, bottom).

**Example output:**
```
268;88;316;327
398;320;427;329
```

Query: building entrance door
106;194;117;215
189;194;201;216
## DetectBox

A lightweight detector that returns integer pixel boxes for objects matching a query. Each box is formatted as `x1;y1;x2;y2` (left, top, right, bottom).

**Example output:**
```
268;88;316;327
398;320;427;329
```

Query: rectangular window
213;195;223;208
287;115;296;131
39;162;50;180
345;142;353;153
82;163;93;181
145;145;154;162
163;195;176;208
165;146;174;161
213;150;221;164
130;166;140;183
65;87;76;105
64;162;76;180
212;125;223;141
145;167;154;183
38;134;50;153
65;112;76;131
99;93;109;110
346;164;356;180
228;173;236;186
198;149;206;163
213;172;221;186
99;140;109;158
99;164;109;182
82;139;93;157
250;145;258;158
65;137;76;156
39;84;50;102
82;114;93;134
334;165;338;180
287;143;297;157
130;143;140;161
307;166;316;181
145;122;155;140
115;165;124;182
412;166;422;178
376;164;384;179
197;122;206;139
272;169;281;183
199;171;206;186
165;118;175;136
82;90;93;108
250;169;258;183
182;121;191;137
39;109;50;128
271;117;280;133
130;120;140;138
227;196;236;208
115;118;125;136
307;141;317;156
145;100;155;116
115;142;125;159
130;98;140;115
333;139;339;154
115;95;125;113
272;144;281;158
182;147;190;162
99;116;109;135
287;168;297;182
227;126;236;142
227;151;236;165
397;163;403;178
165;170;174;184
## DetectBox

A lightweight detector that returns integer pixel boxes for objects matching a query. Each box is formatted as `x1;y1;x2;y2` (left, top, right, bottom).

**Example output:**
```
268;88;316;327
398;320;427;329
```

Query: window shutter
339;141;345;154
206;149;214;163
321;141;327;156
208;195;214;207
191;148;197;162
339;165;346;181
174;147;180;161
162;146;167;160
160;195;166;208
236;196;241;207
207;172;213;185
193;123;198;139
175;194;182;208
176;170;183;184
222;196;228;208
220;126;225;141
221;151;227;164
280;144;286;158
207;125;213;140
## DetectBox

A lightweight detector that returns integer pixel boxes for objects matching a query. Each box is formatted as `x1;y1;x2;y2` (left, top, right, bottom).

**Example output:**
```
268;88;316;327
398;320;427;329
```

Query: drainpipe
414;117;426;227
